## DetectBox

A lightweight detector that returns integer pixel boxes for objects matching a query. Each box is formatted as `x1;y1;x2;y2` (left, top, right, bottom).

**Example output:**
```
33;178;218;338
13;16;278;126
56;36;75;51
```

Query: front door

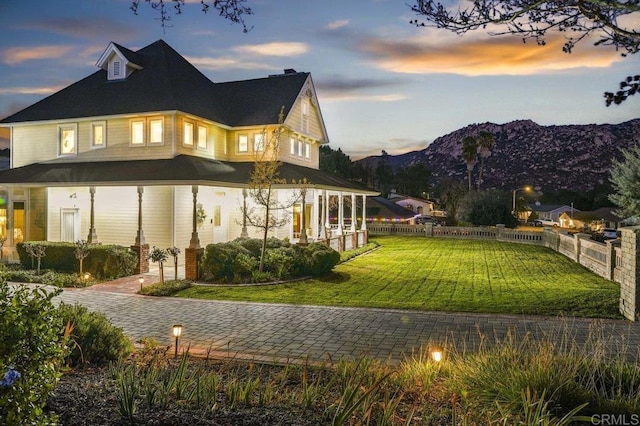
61;208;79;242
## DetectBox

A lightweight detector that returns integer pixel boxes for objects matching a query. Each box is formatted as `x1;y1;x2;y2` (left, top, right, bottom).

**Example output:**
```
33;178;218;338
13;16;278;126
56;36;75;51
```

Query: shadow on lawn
315;271;351;284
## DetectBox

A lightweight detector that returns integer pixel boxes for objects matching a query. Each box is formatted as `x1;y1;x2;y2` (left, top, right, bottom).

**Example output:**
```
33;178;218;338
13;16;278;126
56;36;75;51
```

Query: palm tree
461;136;478;192
476;131;495;191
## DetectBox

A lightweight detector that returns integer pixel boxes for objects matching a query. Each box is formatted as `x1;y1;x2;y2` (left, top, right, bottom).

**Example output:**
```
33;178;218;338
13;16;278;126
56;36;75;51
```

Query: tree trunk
467;169;472;192
259;187;272;273
174;258;178;281
477;158;485;191
159;262;164;284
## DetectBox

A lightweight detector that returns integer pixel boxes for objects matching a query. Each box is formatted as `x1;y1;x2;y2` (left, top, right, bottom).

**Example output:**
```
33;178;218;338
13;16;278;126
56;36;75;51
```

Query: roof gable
96;42;143;81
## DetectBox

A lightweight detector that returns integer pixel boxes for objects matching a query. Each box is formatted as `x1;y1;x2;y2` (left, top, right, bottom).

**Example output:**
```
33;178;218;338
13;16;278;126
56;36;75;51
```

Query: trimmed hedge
199;238;340;283
16;242;137;279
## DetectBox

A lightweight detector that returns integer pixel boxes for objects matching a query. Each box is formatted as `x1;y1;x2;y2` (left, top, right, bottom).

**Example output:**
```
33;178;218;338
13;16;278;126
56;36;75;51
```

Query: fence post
573;233;590;263
619;226;640;321
496;224;505;242
606;239;620;281
543;227;559;252
425;223;433;237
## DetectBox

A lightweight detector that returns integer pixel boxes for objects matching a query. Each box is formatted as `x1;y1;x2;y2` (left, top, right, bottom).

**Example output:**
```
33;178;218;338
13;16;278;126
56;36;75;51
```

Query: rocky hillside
360;119;640;193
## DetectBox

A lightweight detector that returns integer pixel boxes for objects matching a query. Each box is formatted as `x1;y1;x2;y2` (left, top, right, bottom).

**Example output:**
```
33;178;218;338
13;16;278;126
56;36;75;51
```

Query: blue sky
0;0;638;158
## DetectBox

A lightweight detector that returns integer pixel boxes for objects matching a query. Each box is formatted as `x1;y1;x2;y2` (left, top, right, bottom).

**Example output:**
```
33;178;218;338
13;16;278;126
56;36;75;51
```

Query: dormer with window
96;42;143;81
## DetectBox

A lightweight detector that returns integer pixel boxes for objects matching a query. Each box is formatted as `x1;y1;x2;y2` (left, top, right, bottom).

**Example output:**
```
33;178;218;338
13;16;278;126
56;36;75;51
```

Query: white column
312;189;320;240
324;190;331;236
350;193;357;233
337;192;344;236
361;194;367;231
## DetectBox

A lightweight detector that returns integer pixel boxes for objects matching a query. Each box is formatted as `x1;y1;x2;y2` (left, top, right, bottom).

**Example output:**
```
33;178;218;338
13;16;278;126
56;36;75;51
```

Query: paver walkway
49;280;640;365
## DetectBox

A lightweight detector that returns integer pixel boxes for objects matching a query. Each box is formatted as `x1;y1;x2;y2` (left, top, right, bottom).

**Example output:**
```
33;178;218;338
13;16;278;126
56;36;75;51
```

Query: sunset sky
0;0;638;158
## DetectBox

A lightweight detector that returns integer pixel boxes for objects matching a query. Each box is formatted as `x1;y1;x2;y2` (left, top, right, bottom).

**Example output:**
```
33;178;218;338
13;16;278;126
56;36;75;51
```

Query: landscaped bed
177;236;620;318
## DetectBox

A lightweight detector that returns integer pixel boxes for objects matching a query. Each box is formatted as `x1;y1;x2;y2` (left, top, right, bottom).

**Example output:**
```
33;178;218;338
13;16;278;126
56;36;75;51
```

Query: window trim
254;133;265;152
183;121;194;147
90;121;106;149
130;119;145;146
237;134;249;153
297;140;303;157
148;117;164;145
58;123;78;157
197;125;208;151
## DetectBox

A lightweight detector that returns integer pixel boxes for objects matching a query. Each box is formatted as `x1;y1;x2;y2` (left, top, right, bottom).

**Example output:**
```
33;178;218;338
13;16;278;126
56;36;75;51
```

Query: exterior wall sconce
172;324;183;358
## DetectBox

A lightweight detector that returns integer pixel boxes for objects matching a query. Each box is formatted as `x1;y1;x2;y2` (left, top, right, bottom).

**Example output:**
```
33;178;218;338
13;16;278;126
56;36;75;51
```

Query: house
390;195;436;218
0;40;376;277
558;207;622;230
365;196;418;223
527;203;577;223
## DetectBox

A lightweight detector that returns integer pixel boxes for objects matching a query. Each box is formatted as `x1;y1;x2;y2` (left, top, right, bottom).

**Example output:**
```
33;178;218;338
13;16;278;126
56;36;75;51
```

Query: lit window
131;120;144;145
213;205;221;227
290;137;296;155
238;135;248;153
59;124;77;155
184;122;194;146
298;140;303;157
254;133;264;152
91;121;106;148
197;125;207;150
305;142;310;159
149;118;163;144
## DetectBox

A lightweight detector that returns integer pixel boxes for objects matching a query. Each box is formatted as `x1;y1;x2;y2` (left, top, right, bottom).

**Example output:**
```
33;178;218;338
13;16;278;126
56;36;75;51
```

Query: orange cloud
3;45;75;65
0;85;66;95
233;42;308;57
185;55;276;71
360;33;625;76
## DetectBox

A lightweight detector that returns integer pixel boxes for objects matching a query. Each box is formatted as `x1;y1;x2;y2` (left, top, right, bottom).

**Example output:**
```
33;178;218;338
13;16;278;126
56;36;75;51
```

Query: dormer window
97;42;143;81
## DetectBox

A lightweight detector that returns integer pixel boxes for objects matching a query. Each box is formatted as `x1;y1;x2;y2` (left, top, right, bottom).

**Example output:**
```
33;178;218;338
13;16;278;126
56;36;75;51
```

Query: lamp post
512;186;531;218
172;324;183;358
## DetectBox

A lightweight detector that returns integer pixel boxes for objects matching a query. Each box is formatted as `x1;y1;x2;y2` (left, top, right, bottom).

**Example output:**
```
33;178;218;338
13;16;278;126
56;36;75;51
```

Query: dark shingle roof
367;196;416;219
1;40;309;127
0;155;376;193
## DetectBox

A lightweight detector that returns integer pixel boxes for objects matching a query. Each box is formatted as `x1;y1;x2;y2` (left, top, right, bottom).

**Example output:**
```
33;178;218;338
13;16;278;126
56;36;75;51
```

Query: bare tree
409;1;640;105
242;107;300;272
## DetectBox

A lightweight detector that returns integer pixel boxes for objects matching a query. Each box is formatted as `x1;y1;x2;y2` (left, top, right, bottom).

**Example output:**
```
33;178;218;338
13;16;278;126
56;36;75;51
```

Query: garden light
430;347;443;363
139;276;144;291
172;324;183;358
83;272;90;281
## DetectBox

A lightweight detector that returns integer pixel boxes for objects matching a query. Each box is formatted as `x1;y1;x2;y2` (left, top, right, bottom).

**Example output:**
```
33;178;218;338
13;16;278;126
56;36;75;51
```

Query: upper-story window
58;124;77;156
301;99;309;133
149;118;163;144
290;137;296;156
90;121;106;149
238;134;248;153
184;122;194;146
304;142;310;159
130;120;145;145
254;133;265;152
298;140;303;157
197;125;207;150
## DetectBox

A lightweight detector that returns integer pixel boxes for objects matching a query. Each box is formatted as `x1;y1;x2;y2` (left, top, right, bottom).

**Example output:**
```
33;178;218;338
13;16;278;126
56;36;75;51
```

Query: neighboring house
558;207;622;230
0;40;376;272
392;195;436;217
527;203;578;223
365;196;417;223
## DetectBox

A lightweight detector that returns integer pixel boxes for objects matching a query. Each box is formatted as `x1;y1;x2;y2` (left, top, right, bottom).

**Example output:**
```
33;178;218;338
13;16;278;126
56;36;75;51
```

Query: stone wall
619;227;640;321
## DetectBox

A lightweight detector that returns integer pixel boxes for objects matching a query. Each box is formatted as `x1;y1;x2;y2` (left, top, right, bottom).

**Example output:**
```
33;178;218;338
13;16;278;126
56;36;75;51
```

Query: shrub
199;242;253;283
265;246;298;280
139;280;193;297
0;281;68;425
458;191;518;228
57;303;133;367
303;243;341;277
16;242;136;279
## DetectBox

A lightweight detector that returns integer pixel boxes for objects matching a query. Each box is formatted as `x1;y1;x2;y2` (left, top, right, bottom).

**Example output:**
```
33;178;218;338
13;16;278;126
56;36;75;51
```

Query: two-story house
0;40;375;276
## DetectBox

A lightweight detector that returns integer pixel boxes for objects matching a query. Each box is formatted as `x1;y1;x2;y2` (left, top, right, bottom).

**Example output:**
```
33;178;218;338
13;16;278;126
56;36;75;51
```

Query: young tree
461;136;478;192
409;1;640;105
23;243;46;275
609;144;640;219
147;247;169;284
476;131;495;191
74;240;90;276
130;0;253;31
242;107;300;272
437;178;467;226
167;246;181;281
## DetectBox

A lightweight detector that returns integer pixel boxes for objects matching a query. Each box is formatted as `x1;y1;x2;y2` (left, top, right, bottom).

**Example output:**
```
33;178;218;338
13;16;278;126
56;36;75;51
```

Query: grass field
177;236;621;318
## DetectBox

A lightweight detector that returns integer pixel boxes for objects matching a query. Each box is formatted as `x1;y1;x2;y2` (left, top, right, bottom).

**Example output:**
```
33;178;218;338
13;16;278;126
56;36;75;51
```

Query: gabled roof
367;196;417;220
0;40;310;128
0;154;376;194
528;204;576;213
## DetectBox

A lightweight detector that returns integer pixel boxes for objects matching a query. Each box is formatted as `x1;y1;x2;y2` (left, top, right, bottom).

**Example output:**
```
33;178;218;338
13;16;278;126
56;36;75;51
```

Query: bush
139;280;193;297
458;190;519;228
303;243;341;277
57;303;133;367
1;269;94;288
16;242;136;279
0;281;68;425
199;242;253;283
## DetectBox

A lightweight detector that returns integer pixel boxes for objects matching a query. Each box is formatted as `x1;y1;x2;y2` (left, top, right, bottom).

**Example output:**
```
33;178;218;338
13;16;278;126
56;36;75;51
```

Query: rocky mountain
359;119;640;193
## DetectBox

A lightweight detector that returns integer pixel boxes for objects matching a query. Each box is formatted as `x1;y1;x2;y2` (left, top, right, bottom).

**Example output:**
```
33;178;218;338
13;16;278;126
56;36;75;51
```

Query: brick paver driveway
51;286;640;365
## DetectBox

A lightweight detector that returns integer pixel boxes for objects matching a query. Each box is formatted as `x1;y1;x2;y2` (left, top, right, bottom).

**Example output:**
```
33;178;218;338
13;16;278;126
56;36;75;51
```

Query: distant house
392;195;435;217
528;204;577;223
365;196;418;223
558;207;622;230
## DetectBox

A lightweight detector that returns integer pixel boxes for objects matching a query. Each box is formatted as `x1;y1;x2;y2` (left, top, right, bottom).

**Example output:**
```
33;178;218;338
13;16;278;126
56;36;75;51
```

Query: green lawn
177;236;621;318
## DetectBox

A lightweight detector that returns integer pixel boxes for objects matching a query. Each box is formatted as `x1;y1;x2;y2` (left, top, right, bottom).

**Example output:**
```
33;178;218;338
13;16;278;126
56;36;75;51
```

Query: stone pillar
87;186;98;243
606;239;621;281
337;192;344;236
130;244;149;274
240;188;249;238
619;227;640;321
425;222;434;237
186;185;202;281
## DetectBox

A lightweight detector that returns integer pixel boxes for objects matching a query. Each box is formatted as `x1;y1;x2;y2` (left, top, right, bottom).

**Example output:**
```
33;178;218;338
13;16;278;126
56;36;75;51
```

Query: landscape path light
430;347;444;363
172;324;183;358
83;272;91;281
139;276;144;291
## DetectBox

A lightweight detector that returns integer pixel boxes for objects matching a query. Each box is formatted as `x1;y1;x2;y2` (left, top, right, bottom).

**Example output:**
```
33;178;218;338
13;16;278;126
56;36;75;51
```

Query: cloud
20;17;138;39
326;19;349;30
233;42;308;57
0;84;66;95
2;45;75;65
316;76;407;102
185;55;277;71
358;32;625;76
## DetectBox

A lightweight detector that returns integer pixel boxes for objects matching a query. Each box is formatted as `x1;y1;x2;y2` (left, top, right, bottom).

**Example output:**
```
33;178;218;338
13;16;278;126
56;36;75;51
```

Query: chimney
284;68;297;74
